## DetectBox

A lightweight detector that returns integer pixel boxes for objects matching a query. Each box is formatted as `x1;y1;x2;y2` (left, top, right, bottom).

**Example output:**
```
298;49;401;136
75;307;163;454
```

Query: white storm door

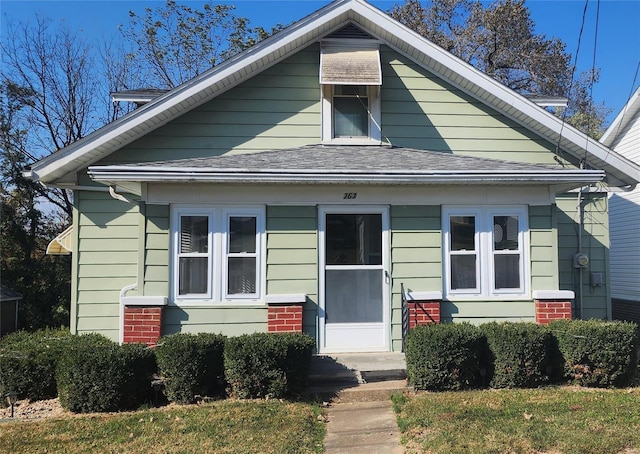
319;206;390;353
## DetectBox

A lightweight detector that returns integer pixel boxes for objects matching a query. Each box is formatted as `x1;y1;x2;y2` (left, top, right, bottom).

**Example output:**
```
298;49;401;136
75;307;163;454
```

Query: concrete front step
309;352;407;385
305;353;410;402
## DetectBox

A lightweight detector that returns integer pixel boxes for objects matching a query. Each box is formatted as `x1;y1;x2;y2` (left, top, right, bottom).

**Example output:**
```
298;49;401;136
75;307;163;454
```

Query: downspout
577;187;584;319
575;161;586;319
105;186;137;344
119;283;138;344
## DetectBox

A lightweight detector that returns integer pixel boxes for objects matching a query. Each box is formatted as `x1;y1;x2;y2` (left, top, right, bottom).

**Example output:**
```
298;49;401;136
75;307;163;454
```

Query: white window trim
171;205;266;305
443;206;530;300
321;84;381;144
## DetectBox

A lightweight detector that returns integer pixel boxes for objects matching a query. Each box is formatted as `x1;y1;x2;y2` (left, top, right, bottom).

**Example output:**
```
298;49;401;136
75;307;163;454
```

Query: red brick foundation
535;300;572;325
267;304;303;332
408;300;441;328
123;306;163;346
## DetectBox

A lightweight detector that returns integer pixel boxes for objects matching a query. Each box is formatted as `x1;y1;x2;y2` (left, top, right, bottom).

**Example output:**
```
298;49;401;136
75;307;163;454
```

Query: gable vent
326;24;375;40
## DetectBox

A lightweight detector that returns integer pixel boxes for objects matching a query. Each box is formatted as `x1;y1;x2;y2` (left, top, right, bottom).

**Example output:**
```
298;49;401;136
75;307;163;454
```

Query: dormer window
320;39;382;144
333;85;369;138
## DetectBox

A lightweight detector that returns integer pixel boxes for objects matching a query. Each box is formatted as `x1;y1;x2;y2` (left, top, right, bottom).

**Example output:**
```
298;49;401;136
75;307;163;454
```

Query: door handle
385;270;390;284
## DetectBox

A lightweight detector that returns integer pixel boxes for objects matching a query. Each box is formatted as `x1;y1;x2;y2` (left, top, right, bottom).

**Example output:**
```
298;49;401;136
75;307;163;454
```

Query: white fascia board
88;167;604;186
29;1;355;185
600;87;640;147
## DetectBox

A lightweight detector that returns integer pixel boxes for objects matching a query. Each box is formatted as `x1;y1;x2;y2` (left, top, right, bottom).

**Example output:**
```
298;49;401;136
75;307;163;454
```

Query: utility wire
584;0;600;161
555;0;590;156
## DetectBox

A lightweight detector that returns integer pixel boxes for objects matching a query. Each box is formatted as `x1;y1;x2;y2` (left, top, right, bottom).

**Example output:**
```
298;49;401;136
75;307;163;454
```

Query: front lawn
393;387;640;454
0;400;325;454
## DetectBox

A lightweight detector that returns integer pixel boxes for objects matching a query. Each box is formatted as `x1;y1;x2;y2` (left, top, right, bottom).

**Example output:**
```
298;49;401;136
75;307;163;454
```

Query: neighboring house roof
89;145;604;189
600;86;640;149
46;225;73;255
27;0;640;188
0;285;22;302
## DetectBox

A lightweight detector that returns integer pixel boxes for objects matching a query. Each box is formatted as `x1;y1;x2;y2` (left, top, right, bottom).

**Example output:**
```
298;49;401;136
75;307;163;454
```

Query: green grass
393;387;640;454
0;400;325;454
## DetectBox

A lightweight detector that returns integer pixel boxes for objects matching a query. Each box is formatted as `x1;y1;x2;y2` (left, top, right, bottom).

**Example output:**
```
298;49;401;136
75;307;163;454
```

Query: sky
1;0;639;126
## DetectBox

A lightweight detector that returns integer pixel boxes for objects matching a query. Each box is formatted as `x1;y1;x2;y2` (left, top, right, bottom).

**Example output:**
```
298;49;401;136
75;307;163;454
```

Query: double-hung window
173;206;264;303
443;206;529;299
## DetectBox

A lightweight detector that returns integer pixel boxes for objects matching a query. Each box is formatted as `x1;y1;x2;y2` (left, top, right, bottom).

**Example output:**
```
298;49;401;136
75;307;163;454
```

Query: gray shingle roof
89;145;605;188
121;145;566;173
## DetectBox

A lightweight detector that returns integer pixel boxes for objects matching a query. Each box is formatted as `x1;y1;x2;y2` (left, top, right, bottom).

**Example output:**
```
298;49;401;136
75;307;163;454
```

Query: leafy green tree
389;0;608;137
119;0;284;89
0;82;70;329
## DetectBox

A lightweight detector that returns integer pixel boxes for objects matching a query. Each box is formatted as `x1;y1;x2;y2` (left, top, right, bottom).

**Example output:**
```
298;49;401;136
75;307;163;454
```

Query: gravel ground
0;398;67;420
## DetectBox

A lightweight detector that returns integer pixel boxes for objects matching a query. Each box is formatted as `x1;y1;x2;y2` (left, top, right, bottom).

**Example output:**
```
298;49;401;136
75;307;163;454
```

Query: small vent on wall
326;24;375;40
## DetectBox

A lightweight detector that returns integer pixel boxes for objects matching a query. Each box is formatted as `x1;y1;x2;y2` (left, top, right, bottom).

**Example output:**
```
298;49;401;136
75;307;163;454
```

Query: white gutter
87;167;605;186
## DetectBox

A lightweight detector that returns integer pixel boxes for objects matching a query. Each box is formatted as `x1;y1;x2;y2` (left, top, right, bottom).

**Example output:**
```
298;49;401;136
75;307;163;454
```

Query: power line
555;0;590;157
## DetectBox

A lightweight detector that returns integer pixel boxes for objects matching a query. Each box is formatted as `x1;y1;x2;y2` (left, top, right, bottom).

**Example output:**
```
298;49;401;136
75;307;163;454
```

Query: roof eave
600;86;640;147
88;167;605;188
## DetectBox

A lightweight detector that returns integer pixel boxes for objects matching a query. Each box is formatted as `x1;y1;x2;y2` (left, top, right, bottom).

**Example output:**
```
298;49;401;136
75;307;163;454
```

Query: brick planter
408;301;441;328
533;290;574;325
266;294;306;333
123;306;163;346
121;296;167;347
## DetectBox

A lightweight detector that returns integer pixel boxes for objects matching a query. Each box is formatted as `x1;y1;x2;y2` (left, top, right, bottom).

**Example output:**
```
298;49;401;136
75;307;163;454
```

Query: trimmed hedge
224;332;315;399
0;328;72;403
56;334;156;413
279;332;316;394
550;319;639;388
481;322;555;388
405;323;485;391
154;333;226;404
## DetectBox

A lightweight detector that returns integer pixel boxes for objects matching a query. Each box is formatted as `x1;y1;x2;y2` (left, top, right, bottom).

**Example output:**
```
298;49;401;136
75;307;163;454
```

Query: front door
319;206;389;353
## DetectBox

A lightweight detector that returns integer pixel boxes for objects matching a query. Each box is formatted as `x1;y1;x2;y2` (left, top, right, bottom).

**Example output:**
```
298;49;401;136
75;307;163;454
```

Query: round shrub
0;328;72;403
279;332;316;394
225;333;287;399
405;323;485;391
154;332;226;404
550;319;639;388
224;332;317;399
56;334;156;413
481;322;554;388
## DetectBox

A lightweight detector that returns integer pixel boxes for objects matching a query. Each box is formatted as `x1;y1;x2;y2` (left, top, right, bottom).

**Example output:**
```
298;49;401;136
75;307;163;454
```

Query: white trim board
146;183;558;206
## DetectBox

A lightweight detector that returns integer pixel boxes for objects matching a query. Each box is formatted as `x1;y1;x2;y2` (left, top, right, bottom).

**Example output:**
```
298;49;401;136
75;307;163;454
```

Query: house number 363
343;192;357;200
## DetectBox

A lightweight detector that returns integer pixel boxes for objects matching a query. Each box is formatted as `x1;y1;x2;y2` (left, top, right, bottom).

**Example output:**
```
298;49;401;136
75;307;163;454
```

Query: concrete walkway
308;354;408;453
324;399;403;454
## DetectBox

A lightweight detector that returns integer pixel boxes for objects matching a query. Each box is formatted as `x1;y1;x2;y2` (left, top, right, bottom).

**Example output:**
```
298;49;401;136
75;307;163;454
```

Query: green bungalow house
26;0;640;353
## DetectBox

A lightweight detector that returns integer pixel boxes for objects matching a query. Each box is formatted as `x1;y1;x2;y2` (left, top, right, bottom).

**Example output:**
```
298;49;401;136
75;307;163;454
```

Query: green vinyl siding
266;206;318;340
106;45;322;164
162;306;267;336
143;204;170;297
390;205;441;351
529;205;558;291
440;301;536;324
75;190;140;341
556;193;610;319
379;47;569;166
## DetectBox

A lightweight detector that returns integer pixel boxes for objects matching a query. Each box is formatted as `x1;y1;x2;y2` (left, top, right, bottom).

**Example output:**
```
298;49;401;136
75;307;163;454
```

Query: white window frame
321;84;381;144
171;205;265;305
443;206;529;300
222;208;264;301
